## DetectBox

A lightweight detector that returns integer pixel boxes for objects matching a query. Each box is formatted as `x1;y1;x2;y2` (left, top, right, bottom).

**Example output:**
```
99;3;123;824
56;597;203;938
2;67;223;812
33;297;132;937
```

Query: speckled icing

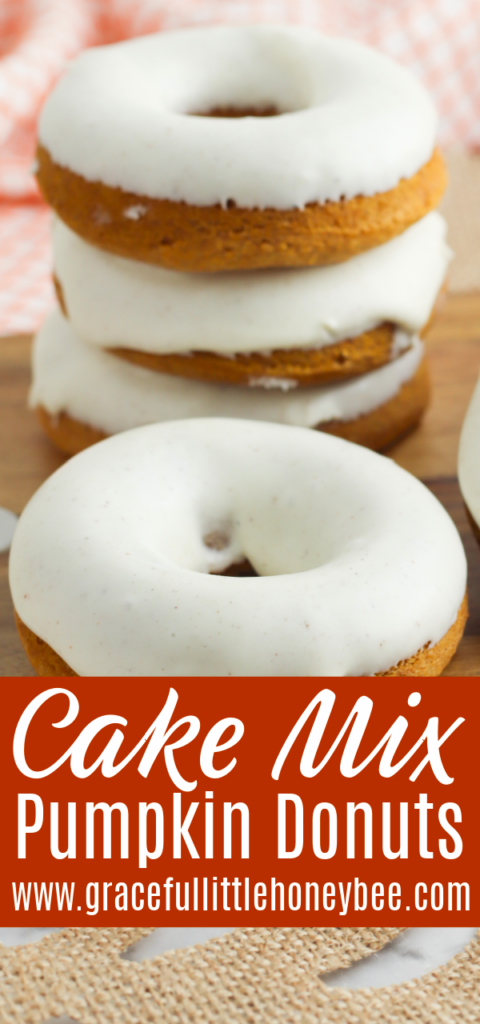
31;311;425;433
458;374;480;527
38;26;437;209
53;213;450;354
9;418;466;676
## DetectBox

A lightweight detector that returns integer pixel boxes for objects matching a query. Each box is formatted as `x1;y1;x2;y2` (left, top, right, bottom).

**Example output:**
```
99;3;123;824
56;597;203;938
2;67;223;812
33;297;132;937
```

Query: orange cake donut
34;351;429;458
36;26;446;272
51;211;450;388
10;419;467;676
37;146;446;274
32;311;429;456
53;273;400;386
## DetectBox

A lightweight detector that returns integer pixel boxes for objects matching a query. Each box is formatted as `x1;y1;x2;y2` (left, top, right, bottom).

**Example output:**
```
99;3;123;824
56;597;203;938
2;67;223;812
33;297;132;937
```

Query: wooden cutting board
2;293;480;676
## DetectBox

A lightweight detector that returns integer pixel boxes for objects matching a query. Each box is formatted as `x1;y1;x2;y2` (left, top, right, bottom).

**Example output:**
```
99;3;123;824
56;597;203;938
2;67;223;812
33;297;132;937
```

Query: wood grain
1;293;480;676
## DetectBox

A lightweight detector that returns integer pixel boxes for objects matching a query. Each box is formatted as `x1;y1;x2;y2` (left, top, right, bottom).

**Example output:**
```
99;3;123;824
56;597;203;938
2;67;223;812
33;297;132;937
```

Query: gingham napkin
1;0;480;335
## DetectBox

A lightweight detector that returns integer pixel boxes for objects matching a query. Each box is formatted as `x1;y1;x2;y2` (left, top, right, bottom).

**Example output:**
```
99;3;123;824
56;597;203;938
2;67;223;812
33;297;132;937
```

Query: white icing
38;26;437;209
53;213;450;355
458;373;480;526
31;311;425;434
9;417;466;676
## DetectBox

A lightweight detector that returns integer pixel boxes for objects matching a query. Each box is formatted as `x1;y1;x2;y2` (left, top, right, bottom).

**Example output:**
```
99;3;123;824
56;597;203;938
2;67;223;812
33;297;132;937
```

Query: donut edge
33;356;430;458
319;356;430;449
13;591;468;678
37;146;447;272
376;591;468;677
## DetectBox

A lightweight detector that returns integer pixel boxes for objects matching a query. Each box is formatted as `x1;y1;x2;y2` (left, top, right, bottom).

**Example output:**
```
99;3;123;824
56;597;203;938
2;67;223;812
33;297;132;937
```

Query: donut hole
201;524;257;573
167;31;311;119
203;528;231;551
201;520;243;574
198;105;280;118
201;522;258;575
191;452;378;579
214;558;259;578
71;425;407;583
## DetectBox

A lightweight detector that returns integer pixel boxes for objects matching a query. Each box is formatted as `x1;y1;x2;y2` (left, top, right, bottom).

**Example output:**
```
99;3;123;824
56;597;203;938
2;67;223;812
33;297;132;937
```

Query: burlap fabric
0;925;478;1023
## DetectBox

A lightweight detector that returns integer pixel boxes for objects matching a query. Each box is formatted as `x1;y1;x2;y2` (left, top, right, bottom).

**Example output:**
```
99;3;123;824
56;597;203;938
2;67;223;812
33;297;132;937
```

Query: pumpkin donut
32;311;430;456
52;212;450;388
10;418;467;676
36;26;446;272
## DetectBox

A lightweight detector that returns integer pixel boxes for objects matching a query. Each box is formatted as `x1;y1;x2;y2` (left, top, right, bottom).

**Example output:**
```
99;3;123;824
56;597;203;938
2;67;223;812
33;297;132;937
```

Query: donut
52;212;450;387
36;26;446;272
10;419;467;676
31;311;430;455
458;374;480;535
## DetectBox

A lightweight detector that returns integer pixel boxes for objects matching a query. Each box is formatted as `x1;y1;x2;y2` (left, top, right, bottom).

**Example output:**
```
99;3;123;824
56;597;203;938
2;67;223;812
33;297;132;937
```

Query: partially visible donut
37;26;445;272
52;212;450;387
31;310;430;455
458;373;480;535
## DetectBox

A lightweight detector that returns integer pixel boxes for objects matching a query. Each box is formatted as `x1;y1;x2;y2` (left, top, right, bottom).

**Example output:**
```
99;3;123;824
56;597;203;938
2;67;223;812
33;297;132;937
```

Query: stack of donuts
32;25;450;455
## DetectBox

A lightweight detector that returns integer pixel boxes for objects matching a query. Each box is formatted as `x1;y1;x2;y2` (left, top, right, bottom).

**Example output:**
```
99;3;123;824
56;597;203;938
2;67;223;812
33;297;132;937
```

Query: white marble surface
0;926;475;1022
44;1019;75;1024
324;927;477;988
121;927;236;961
122;926;477;988
0;927;62;946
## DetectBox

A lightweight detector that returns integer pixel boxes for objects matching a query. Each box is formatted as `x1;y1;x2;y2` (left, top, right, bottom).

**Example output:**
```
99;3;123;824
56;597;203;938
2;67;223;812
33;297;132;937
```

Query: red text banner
0;677;477;925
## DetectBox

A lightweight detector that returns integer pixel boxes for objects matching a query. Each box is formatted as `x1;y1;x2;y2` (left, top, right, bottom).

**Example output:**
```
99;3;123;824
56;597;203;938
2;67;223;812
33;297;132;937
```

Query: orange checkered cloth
1;0;480;335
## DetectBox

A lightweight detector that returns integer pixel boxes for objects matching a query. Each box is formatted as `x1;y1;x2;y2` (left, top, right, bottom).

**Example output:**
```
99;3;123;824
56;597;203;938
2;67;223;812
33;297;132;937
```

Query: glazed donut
458;374;480;534
31;311;430;455
53;212;450;387
10;419;467;676
36;26;446;272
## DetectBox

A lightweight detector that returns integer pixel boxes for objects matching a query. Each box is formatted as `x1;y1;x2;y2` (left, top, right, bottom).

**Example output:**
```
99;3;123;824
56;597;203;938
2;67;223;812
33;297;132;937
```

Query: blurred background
1;0;480;336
